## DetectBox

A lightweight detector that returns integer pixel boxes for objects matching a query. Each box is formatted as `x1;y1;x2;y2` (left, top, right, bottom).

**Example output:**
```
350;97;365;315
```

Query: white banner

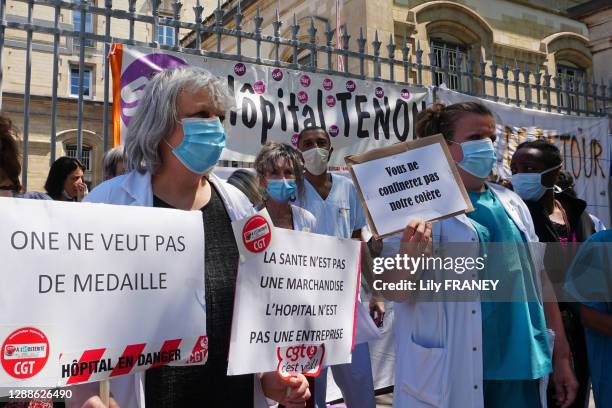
227;211;361;376
437;88;611;226
113;45;429;166
0;198;207;389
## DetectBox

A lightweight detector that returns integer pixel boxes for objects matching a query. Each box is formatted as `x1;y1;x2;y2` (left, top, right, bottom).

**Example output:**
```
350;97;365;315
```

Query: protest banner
110;44;429;167
345;134;472;238
0;198;207;390
227;210;361;376
437;87;611;226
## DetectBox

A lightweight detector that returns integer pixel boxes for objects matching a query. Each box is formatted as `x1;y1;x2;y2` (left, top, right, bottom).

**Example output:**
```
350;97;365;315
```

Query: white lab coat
393;183;550;408
67;170;271;408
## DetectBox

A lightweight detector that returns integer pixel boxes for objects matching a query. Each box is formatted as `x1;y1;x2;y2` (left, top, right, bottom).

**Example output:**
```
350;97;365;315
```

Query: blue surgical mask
511;165;561;201
453;138;497;179
166;117;226;174
266;178;297;202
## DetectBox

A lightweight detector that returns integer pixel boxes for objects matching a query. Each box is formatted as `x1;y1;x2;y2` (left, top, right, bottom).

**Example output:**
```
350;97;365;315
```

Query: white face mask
302;147;329;176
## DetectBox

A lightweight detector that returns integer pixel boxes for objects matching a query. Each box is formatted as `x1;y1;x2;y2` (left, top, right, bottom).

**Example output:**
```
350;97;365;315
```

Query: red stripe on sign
66;348;106;385
109;343;146;377
150;339;182;368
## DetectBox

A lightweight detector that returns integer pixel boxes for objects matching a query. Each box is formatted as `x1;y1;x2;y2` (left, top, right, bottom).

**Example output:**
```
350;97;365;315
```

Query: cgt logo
4;345;15;357
276;343;325;378
242;215;272;253
1;327;50;379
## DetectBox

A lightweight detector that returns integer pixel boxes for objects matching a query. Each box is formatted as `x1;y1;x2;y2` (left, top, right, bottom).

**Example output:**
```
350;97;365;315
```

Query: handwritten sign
0;198;207;390
227;211;361;376
345;134;472;238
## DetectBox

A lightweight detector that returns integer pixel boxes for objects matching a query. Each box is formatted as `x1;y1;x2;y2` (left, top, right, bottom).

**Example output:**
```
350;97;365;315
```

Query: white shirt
295;173;366;238
290;204;316;232
393;183;549;408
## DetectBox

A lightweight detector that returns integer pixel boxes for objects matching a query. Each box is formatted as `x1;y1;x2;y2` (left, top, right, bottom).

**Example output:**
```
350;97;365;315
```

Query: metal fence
1;0;611;189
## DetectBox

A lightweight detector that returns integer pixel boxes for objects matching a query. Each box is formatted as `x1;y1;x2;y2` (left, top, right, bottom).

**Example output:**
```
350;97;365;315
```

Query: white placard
347;136;471;237
0;198;207;390
227;212;361;376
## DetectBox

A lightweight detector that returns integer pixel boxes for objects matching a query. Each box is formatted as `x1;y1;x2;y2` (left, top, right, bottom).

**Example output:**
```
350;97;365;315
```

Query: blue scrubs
467;188;552;407
566;230;612;407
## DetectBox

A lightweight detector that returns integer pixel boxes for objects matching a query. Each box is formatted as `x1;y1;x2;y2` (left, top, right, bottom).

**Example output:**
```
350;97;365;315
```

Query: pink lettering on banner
400;89;411;100
346;80;356;92
297;91;308;104
272;68;283;81
323;78;333;90
375;87;384;98
234;63;246;76
329;125;339;137
254;80;266;94
276;343;325;378
326;95;336;107
300;75;311;87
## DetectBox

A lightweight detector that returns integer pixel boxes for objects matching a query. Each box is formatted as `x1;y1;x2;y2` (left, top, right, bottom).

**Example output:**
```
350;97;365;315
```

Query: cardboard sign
0;198;207;390
345;134;472;238
227;211;361;376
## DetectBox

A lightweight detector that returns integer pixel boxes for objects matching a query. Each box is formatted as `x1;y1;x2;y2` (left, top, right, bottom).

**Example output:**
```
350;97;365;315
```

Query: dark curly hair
0;115;21;191
44;156;85;200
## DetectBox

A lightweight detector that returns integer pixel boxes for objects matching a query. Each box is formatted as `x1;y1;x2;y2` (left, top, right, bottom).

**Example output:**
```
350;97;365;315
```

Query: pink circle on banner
300;75;311;87
326;95;336;107
329;125;339;137
291;134;299;146
346;80;356;92
375;87;384;98
234;63;246;76
297;91;308;104
323;78;333;90
254;80;266;94
400;89;411;100
272;68;283;81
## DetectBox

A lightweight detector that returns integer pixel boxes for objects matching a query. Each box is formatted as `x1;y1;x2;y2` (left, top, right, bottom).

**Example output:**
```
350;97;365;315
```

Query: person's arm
542;269;578;408
579;304;612;336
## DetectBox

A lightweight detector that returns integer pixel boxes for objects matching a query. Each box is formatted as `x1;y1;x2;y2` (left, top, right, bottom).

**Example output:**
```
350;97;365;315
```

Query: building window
70;66;93;98
158;24;175;46
65;144;92;171
557;64;585;111
431;40;466;90
73;9;95;47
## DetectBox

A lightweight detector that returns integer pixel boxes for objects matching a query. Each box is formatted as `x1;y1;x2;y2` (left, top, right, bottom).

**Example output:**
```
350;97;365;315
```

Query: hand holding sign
345;134;472;238
261;372;311;408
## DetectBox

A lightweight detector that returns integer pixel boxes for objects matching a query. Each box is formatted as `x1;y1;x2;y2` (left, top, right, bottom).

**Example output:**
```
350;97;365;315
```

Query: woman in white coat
72;66;310;408
389;102;577;408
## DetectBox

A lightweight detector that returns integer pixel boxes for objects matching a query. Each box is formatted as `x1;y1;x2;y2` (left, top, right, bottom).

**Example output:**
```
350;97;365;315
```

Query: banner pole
100;379;110;407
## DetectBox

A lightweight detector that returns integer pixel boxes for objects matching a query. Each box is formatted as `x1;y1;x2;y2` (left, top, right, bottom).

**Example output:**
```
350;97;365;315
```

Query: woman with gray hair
102;145;125;180
74;66;310;408
254;142;315;232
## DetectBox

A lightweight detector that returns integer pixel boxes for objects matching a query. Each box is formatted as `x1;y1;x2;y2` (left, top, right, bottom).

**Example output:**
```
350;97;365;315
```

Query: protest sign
110;44;429;166
437;87;611;226
0;198;207;390
345;134;472;238
227;211;361;376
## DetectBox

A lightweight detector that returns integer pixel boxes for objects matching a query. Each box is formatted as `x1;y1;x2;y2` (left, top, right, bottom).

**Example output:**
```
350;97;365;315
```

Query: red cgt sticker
1;327;50;379
242;215;272;253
